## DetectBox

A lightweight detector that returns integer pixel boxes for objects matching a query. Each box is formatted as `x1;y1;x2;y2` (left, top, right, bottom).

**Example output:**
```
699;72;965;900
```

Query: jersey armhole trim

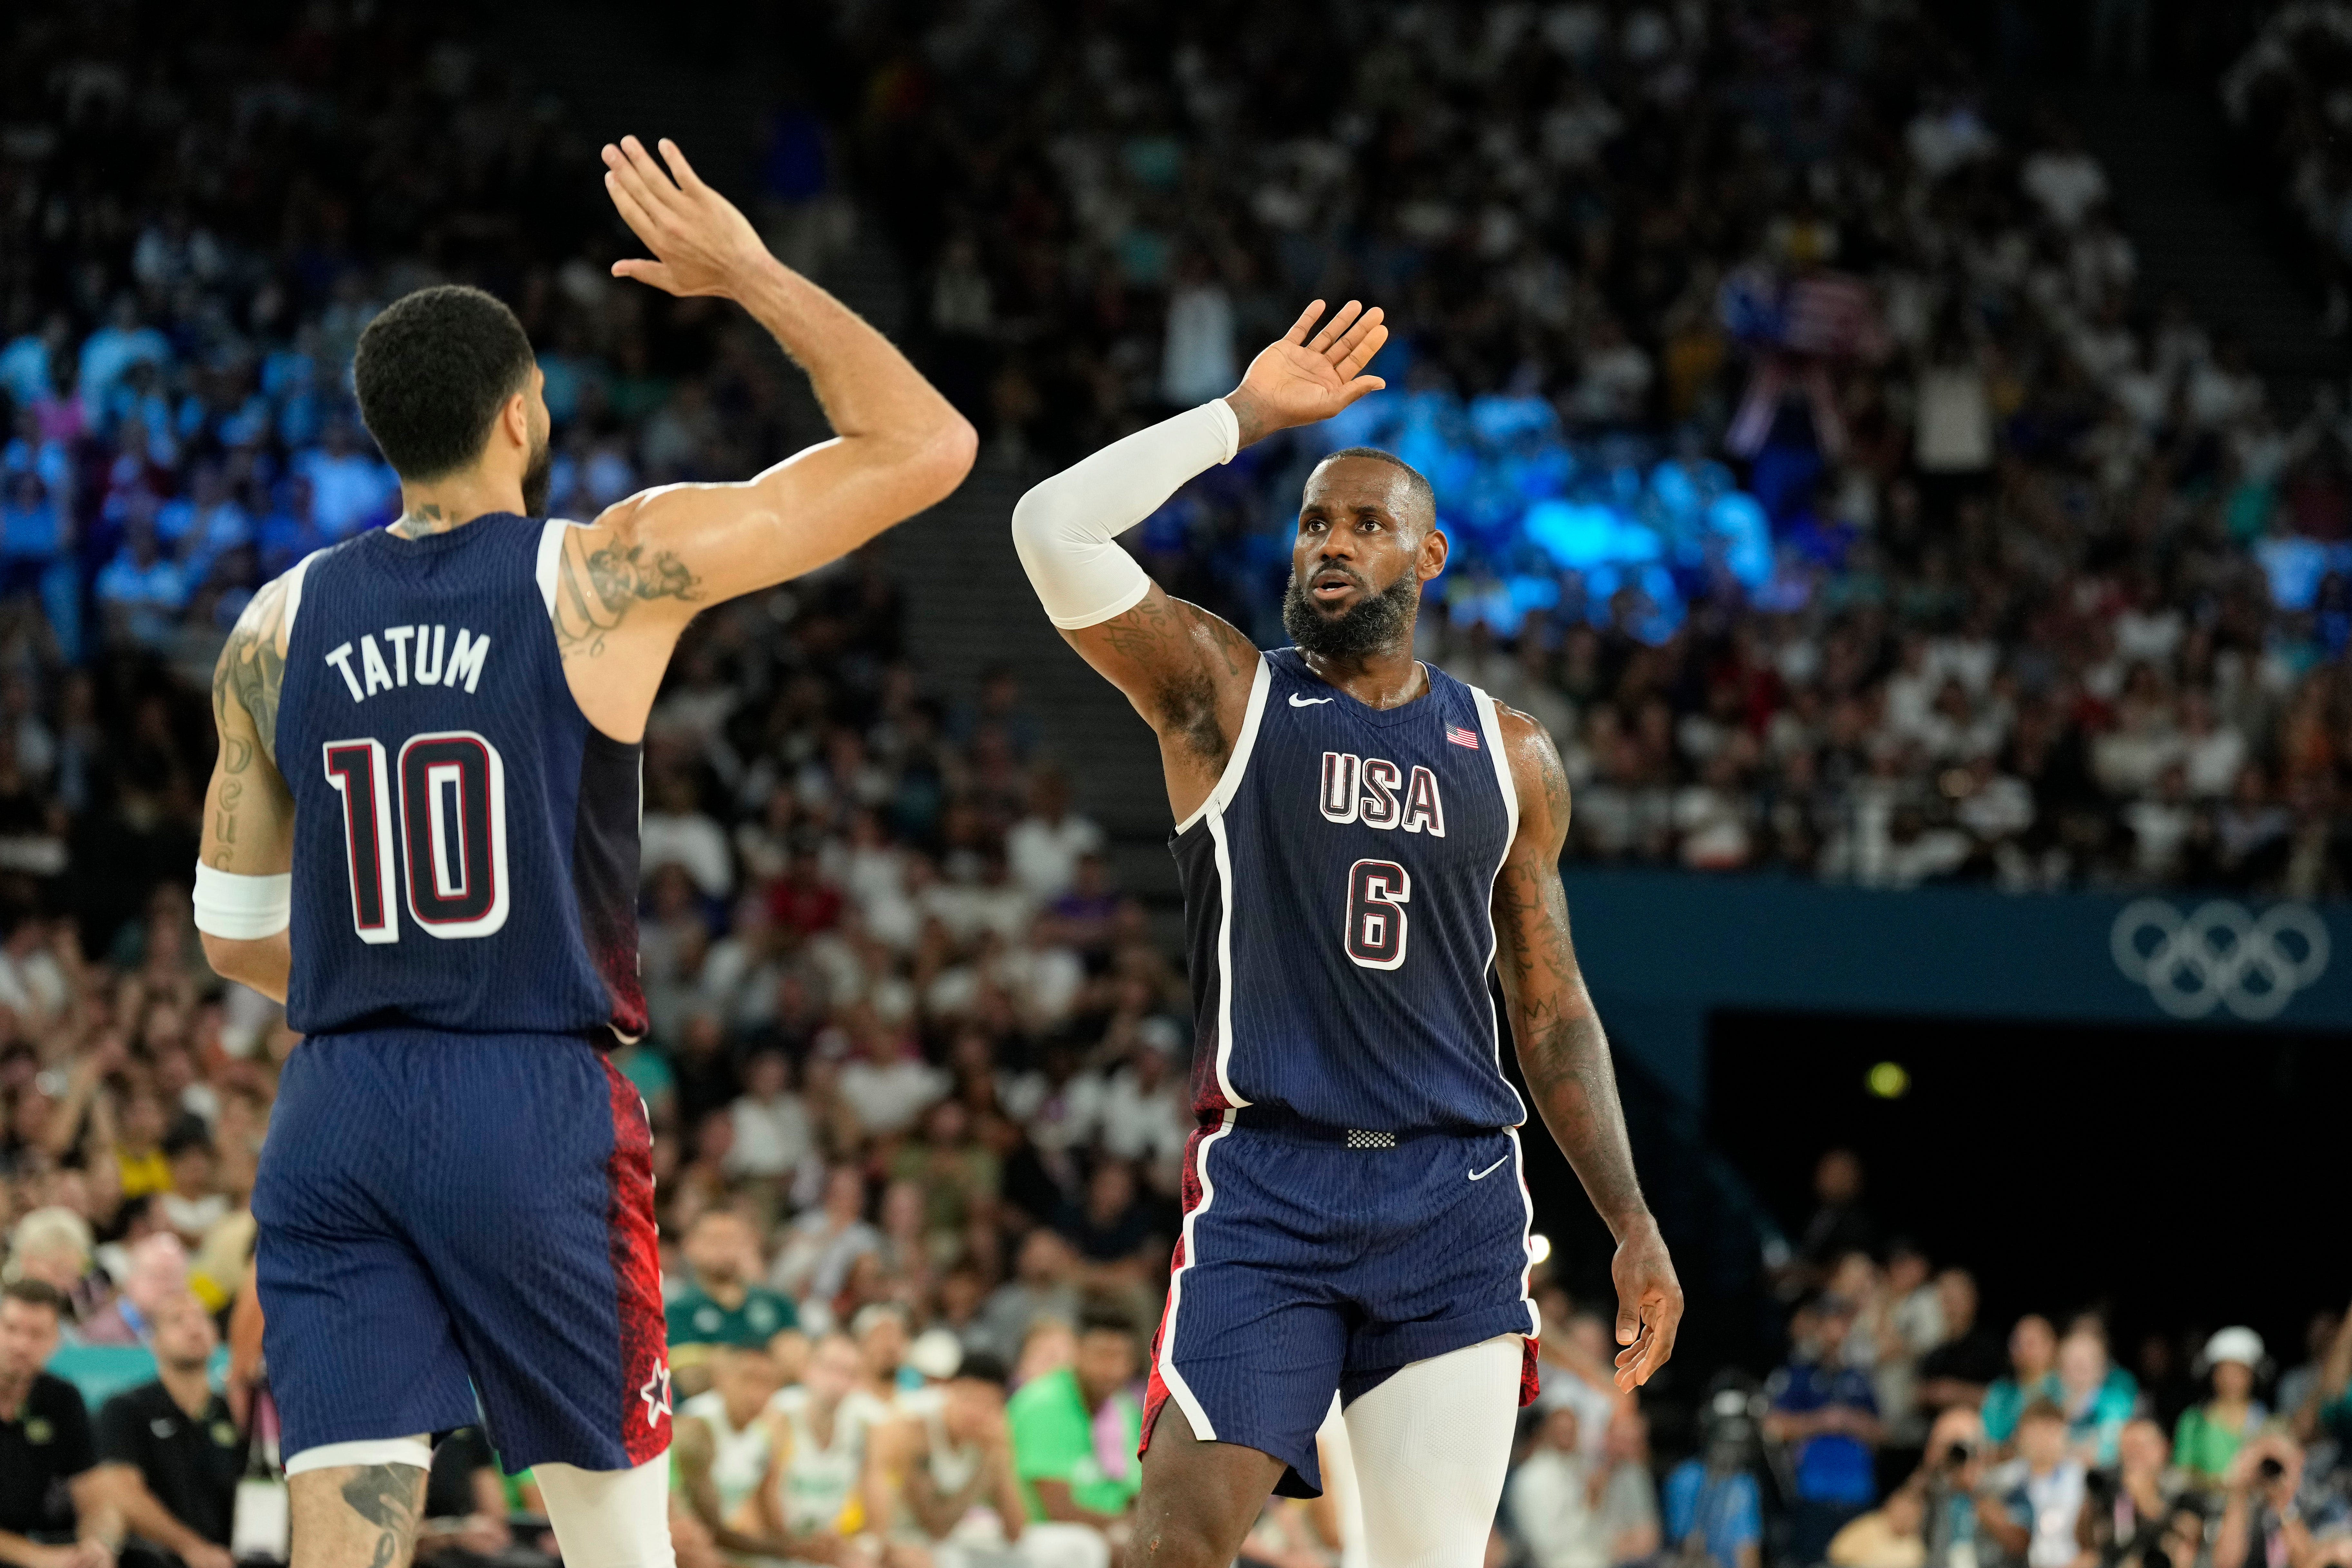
536;518;578;616
1172;653;1272;835
1470;686;1520;845
280;547;326;641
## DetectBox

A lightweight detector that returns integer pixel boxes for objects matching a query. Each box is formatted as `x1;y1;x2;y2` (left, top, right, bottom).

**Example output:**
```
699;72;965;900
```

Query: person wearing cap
2175;1329;2269;1492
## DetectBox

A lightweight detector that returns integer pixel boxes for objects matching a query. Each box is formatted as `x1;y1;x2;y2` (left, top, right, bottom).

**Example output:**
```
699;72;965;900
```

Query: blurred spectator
0;1278;113;1563
2055;1329;2136;1468
1510;1405;1661;1568
1982;1318;2061;1449
724;1051;818;1187
1665;1398;1765;1568
2176;1329;2270;1492
2077;1419;2182;1568
1826;1483;1928;1568
415;1425;531;1567
672;1346;789;1561
1007;1304;1142;1532
667;1210;798;1396
1917;1272;2006;1423
1766;1295;1885;1564
80;1233;188;1349
1979;1401;2086;1568
92;1291;237;1568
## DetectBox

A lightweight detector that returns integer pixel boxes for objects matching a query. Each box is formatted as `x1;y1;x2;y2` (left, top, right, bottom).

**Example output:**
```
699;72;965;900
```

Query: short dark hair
2017;1397;2067;1428
1076;1299;1136;1341
2;1277;67;1318
1312;446;1436;531
354;285;535;480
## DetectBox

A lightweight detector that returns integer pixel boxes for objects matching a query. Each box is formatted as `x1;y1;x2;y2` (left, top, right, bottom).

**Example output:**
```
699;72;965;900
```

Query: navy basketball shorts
1142;1111;1542;1497
252;1030;670;1473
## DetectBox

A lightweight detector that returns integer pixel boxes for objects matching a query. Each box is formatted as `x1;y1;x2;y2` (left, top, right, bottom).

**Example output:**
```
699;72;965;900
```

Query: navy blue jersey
1172;647;1526;1132
275;514;645;1041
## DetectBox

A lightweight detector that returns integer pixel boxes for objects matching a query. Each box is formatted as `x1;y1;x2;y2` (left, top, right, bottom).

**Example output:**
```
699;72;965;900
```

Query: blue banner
1560;870;2349;1106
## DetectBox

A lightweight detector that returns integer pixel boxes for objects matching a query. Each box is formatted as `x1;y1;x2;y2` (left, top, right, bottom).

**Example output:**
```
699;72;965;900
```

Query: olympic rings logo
2110;899;2332;1020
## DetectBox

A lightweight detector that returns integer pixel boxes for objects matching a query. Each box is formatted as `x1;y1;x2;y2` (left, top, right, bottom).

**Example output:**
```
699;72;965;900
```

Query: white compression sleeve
191;862;293;939
1009;398;1240;629
534;1455;675;1568
1342;1335;1524;1568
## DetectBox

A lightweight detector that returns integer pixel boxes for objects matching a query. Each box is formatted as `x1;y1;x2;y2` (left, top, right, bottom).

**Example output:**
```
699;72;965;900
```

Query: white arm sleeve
191;862;292;940
1010;398;1240;629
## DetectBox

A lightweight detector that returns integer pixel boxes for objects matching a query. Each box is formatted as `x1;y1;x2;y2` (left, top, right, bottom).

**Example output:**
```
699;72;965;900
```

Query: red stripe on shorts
602;1059;671;1465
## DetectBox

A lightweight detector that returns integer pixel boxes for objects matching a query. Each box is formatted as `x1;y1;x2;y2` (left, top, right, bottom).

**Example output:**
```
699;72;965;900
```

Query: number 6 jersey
1172;646;1529;1132
276;513;647;1042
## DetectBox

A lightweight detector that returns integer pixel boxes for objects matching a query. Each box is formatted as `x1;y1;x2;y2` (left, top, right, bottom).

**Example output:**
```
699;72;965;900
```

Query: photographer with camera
2076;1419;2183;1568
2211;1432;2352;1568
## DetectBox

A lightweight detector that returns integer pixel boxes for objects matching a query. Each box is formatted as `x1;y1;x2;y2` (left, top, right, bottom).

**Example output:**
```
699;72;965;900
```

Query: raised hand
602;136;770;299
1225;299;1390;446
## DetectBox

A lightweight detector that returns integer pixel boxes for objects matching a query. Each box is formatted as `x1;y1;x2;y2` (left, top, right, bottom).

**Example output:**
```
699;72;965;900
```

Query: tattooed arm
197;575;297;1002
554;136;974;743
1491;703;1683;1389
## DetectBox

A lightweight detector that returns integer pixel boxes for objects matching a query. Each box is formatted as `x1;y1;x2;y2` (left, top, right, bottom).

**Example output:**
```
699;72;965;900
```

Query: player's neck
1299;644;1427;710
389;473;525;539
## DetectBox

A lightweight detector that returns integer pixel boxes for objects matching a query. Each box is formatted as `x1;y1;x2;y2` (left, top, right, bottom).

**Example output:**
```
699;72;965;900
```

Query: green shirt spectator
667;1211;798;1398
666;1282;797;1351
1007;1307;1145;1525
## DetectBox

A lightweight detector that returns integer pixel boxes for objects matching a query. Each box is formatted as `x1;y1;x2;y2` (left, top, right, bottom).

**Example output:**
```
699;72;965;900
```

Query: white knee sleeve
534;1452;675;1568
1343;1336;1524;1568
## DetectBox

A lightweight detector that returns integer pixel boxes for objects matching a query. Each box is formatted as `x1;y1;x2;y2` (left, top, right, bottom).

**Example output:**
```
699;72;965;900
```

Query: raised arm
1490;704;1683;1389
1011;299;1386;823
196;573;298;1002
556;137;976;739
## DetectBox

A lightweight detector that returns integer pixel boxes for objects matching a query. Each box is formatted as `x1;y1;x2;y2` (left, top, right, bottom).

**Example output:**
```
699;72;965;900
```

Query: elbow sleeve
1011;399;1239;629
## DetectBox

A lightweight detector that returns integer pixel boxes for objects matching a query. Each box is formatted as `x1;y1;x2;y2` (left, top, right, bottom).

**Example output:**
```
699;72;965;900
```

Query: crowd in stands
860;0;2352;893
2225;3;2352;336
0;2;2350;1567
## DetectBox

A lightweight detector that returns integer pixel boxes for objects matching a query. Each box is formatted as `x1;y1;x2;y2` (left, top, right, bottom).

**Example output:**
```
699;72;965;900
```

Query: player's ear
1418;522;1449;583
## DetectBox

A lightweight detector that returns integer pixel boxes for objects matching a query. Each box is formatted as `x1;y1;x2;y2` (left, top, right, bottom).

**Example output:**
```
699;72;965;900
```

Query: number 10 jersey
276;513;646;1043
1171;647;1529;1133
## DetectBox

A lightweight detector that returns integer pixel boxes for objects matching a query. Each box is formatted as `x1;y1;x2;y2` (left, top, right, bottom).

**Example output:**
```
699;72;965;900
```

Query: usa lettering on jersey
322;624;491;702
1316;751;1446;836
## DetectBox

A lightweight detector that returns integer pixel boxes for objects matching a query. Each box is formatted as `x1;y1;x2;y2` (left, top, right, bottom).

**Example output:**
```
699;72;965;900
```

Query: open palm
602;135;770;299
1231;300;1390;438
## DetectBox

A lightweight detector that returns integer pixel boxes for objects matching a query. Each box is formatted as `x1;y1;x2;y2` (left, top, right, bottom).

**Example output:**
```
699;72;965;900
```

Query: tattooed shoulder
550;521;704;659
1496;703;1571;838
214;574;292;765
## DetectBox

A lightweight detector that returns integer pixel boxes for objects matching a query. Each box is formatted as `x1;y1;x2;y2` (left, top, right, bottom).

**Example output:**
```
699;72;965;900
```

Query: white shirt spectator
1005;809;1105;903
726;1092;817;1180
1508;1446;1608;1568
1160;281;1237;406
837;1054;948;1136
1097;1058;1190;1165
2021;148;2108;228
1915;366;1994;471
642;809;735;898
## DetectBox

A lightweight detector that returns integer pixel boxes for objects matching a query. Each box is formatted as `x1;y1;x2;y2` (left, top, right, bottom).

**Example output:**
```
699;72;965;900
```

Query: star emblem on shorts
639;1361;672;1428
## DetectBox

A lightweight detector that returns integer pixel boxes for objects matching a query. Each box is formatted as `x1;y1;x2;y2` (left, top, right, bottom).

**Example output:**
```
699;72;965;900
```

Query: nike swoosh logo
1289;693;1333;707
1468;1157;1510;1181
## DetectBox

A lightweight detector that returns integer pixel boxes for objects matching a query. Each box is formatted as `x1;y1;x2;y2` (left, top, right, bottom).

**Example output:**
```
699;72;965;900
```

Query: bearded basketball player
1008;300;1683;1568
195;138;973;1568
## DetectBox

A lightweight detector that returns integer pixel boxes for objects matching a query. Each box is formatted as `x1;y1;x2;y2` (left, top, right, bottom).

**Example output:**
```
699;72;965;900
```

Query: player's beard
1282;566;1421;659
520;426;553;517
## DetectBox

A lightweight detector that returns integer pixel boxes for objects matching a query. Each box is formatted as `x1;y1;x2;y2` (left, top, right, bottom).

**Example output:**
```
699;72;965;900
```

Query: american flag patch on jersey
1447;724;1480;750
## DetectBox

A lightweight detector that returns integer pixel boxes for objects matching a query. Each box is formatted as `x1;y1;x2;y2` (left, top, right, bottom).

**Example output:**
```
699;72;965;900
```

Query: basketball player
193;136;974;1568
1008;300;1684;1568
756;1332;892;1564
